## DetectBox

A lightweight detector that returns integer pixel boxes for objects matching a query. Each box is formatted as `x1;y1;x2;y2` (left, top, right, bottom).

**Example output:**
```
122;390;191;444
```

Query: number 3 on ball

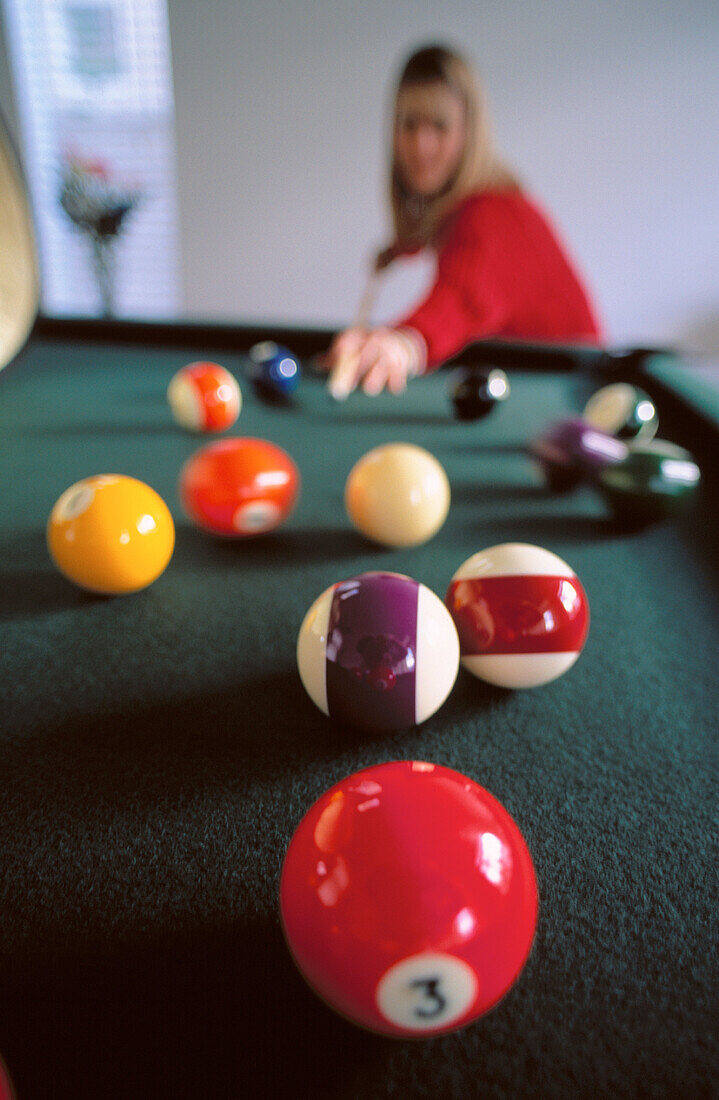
375;953;479;1032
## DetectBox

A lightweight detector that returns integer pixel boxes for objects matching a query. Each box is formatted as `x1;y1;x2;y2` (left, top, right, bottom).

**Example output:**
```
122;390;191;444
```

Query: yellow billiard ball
47;475;175;594
345;442;450;548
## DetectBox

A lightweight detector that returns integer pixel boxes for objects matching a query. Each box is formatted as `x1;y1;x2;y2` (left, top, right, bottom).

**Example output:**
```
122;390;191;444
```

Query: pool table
0;319;716;1099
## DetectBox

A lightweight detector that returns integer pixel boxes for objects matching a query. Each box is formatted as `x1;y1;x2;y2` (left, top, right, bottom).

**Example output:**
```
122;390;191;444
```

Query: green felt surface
644;351;719;427
0;337;717;1099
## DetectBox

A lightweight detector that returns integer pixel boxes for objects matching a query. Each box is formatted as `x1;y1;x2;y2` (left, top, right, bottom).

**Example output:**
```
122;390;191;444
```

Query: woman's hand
325;327;426;400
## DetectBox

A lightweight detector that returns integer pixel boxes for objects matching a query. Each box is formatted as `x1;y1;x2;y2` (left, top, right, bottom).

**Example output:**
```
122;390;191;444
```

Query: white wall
166;0;719;350
0;8;19;142
2;0;718;350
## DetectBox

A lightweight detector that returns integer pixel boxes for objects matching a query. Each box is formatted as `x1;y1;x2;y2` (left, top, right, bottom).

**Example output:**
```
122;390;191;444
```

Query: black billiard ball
450;366;510;421
596;439;701;524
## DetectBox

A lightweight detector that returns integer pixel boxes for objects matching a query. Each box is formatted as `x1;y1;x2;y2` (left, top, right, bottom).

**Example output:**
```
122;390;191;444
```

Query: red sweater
395;190;603;369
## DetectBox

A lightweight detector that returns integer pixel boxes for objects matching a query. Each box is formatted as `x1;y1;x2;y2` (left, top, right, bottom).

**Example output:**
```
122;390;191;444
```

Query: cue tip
328;350;360;401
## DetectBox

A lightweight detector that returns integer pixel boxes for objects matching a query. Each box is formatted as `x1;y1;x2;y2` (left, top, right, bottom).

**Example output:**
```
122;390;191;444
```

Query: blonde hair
388;44;519;251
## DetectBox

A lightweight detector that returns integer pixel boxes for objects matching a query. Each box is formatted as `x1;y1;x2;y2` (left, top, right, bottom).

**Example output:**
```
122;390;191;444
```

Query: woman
326;44;603;398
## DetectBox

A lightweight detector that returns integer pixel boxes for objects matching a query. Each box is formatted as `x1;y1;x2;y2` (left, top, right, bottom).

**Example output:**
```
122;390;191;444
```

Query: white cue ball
345;442;450;548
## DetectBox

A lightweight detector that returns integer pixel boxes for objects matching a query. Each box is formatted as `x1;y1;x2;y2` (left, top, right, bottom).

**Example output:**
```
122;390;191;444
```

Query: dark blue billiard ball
248;342;301;401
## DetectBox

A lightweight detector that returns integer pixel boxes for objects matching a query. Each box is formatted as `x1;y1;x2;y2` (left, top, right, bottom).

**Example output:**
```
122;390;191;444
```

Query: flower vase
90;234;117;317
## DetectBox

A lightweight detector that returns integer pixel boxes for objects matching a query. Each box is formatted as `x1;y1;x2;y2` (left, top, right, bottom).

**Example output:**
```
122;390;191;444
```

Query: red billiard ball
0;1055;16;1100
280;760;538;1037
445;542;590;688
180;437;300;536
167;361;241;432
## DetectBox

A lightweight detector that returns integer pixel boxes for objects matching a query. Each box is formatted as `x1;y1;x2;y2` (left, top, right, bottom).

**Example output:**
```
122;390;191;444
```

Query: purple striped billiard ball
297;571;460;732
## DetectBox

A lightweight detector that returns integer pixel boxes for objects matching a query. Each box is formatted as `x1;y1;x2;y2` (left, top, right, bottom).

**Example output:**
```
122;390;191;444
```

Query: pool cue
328;269;381;401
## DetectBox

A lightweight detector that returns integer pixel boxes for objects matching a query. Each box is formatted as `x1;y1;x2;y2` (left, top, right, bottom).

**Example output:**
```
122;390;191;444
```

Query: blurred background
1;0;717;349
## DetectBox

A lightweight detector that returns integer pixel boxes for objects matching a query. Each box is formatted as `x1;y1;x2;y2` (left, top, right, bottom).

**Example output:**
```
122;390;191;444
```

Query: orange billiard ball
179;437;300;536
167;361;241;432
47;475;175;594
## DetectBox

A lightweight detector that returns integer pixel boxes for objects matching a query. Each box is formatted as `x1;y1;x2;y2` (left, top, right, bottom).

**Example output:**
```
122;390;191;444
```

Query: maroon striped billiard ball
445;543;590;688
280;760;538;1037
296;571;459;732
